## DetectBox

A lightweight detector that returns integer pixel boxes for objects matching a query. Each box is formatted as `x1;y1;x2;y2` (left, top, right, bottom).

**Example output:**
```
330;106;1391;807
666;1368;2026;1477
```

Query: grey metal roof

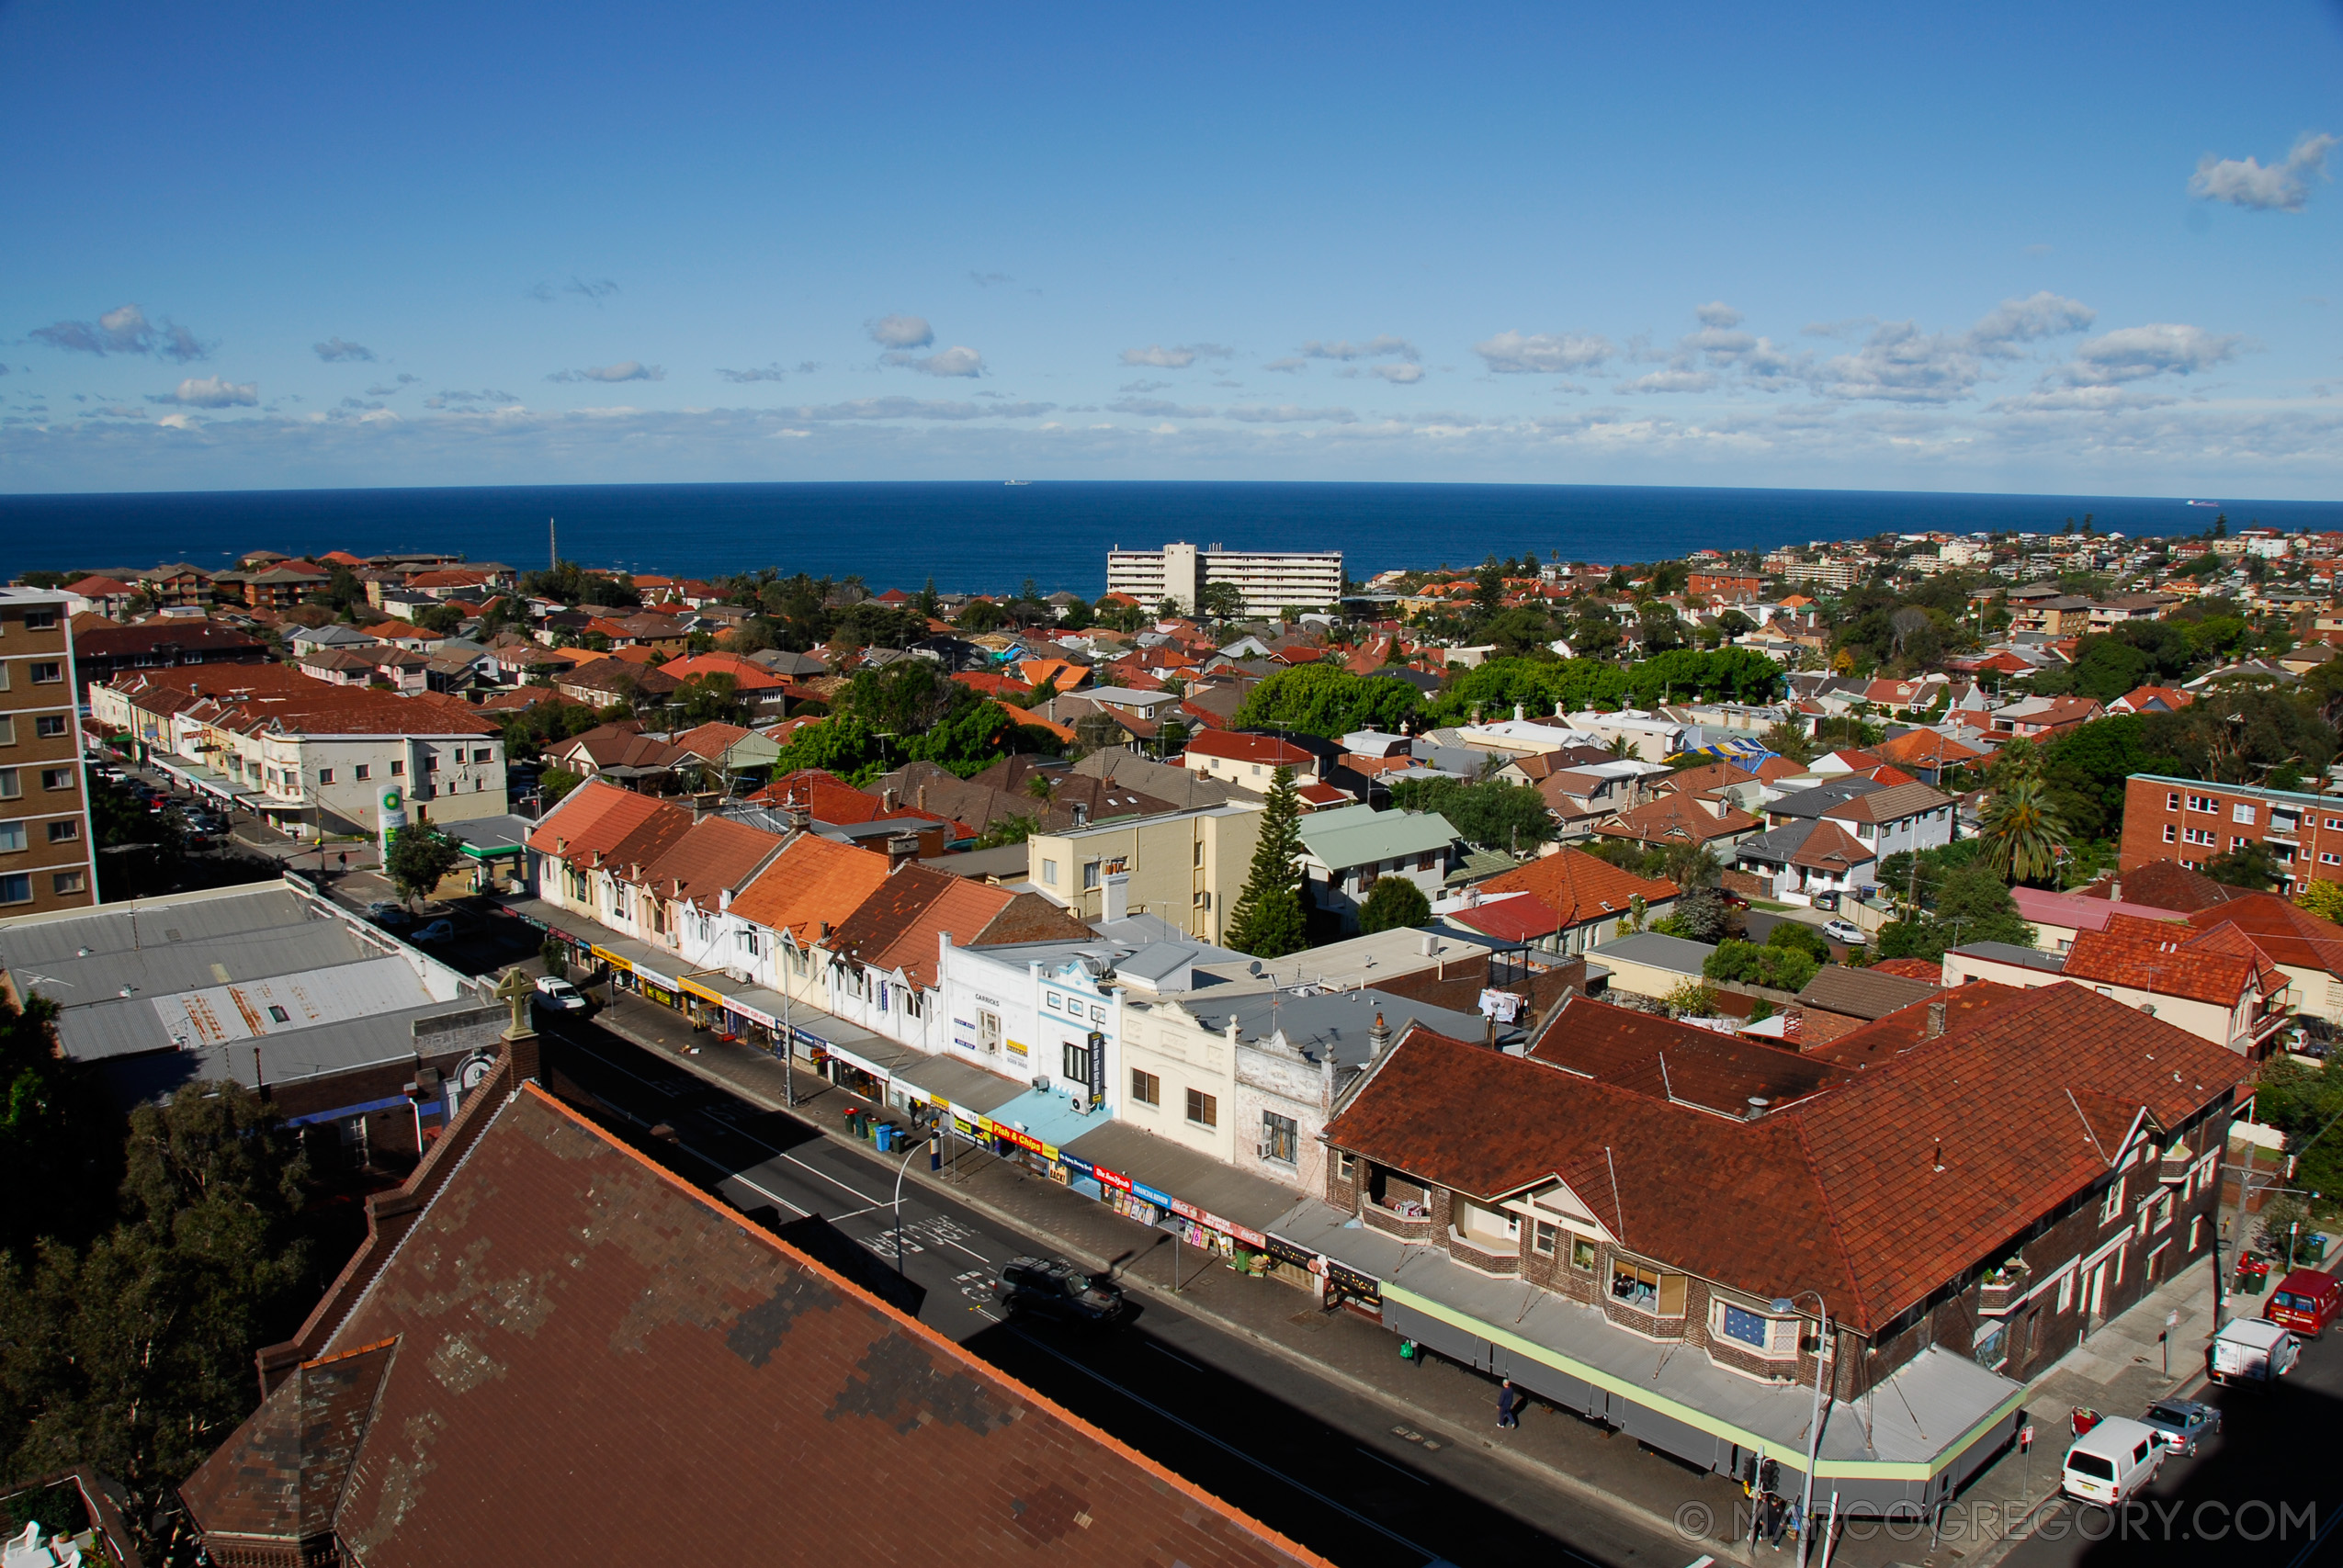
1953;940;2066;973
1594;931;1719;976
1768;777;1886;819
1172;986;1494;1066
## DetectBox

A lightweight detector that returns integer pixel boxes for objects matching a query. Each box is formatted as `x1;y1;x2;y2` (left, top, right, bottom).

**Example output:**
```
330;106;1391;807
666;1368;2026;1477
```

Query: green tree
413;602;467;636
1423;656;1629;727
1386;776;1552;851
972;814;1037;850
1979;777;2068;885
2203;840;2280;891
1196;581;1246;625
674;671;746;727
1873;865;2035;961
1703;939;1818;994
540;765;583;803
1766;920;1831;963
0;994;118;1257
1760;720;1816;766
1357;875;1432;934
1224;767;1308;958
1233;663;1422;738
385;823;466;907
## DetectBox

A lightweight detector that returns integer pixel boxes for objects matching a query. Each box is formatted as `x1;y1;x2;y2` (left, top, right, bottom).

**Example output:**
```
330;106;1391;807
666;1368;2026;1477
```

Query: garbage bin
2304;1234;2329;1264
875;1122;894;1153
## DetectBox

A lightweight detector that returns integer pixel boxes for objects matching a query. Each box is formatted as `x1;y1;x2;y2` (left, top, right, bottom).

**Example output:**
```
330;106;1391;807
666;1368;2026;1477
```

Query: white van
2210;1317;2301;1385
2062;1416;2164;1508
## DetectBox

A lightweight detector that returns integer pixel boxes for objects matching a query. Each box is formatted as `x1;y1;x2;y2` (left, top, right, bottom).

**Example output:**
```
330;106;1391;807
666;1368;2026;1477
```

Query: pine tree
1225;766;1309;957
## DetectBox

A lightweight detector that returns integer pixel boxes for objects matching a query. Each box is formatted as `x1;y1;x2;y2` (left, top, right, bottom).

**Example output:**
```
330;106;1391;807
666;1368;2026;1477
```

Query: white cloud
1301;335;1419;362
2190;132;2337;212
31;303;209;361
1108;397;1214;417
1812;295;2097;403
2050;323;2246;386
150;376;258;408
1694;302;1743;328
548;362;664;383
1119;378;1172;393
867;313;934;348
1369;364;1425;384
1617;369;1719;394
882;345;983;378
1970;291;2097;351
1475;330;1614;374
1262;357;1307;373
1224;404;1357;423
313;336;375;362
1121;344;1197;368
716;364;789;383
789;397;1052;420
1986;386;2175;413
425;389;519;409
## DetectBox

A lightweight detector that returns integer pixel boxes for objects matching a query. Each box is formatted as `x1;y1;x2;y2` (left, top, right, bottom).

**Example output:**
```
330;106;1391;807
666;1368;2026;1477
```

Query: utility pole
549;517;557;571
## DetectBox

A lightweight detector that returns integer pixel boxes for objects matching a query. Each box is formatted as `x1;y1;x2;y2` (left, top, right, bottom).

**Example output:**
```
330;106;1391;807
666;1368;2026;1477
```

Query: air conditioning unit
726;967;753;986
1033;1076;1051;1094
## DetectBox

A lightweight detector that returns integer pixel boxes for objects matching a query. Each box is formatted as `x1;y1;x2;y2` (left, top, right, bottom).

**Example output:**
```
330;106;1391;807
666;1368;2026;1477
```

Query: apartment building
0;589;97;913
2120;773;2343;894
1026;802;1262;942
1105;541;1344;615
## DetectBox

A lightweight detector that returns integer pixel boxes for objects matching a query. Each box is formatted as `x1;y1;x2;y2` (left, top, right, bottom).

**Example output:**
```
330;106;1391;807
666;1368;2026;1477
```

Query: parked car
995;1257;1128;1327
2061;1416;2165;1508
366;902;413;927
2266;1269;2341;1339
1821;919;1865;946
2139;1397;2221;1457
533;976;587;1012
411;919;457;943
2210;1316;2300;1385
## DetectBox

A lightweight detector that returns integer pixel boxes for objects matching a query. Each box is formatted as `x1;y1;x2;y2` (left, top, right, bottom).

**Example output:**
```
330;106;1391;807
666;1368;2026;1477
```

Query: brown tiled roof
2062;917;2282;1006
1183;730;1314;767
528;779;677;859
178;1337;398;1552
1872;729;1986;768
669;720;755;761
1658;761;1759;796
2088;858;2236;911
1795;964;1940;1021
1474;847;1679;927
1820;781;1954;824
1330;981;2240;1333
729;832;892;942
1594;793;1759;846
2184;893;2343;978
69;619;267;660
1524;996;1841;1111
630;815;786;905
1868;956;1946;982
188;1089;1329;1567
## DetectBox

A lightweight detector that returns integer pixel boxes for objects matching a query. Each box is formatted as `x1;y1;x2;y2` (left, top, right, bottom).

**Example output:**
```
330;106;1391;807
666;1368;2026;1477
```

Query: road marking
2284;1502;2343;1568
1009;1326;1463;1566
1353;1446;1431;1484
726;1174;810;1218
1148;1343;1203;1371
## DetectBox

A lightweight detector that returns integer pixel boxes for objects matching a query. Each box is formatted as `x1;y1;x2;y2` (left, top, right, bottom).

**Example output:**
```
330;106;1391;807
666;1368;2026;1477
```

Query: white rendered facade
1106;542;1344;615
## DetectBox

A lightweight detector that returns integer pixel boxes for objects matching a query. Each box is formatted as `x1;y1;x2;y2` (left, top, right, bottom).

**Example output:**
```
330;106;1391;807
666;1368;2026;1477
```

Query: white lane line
1353;1446;1431;1484
1148;1343;1204;1371
726;1174;810;1218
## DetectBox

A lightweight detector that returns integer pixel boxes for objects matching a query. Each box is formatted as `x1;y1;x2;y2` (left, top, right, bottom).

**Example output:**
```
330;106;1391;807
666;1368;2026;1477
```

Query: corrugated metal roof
61;955;437;1061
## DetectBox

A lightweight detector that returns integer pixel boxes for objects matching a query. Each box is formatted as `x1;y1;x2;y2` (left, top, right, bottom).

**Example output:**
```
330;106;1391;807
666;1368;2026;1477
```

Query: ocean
1;480;2333;595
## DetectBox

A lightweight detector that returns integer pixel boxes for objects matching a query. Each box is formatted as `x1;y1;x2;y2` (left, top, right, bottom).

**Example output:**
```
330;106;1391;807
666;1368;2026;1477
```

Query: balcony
1361;1195;1434;1243
1446;1229;1522;1277
1978;1261;2030;1314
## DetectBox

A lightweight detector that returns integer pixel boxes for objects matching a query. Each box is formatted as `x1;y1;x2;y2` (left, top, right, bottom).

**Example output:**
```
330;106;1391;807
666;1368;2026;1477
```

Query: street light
890;1130;933;1276
1771;1290;1831;1568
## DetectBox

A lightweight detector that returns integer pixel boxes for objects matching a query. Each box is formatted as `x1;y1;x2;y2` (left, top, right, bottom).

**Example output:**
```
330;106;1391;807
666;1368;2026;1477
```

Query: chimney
1514;703;1526;722
882;787;898;811
1103;871;1130;922
886;833;920;869
1745;1097;1768;1121
1369;1011;1391;1060
1923;999;1946;1040
1419;931;1437;957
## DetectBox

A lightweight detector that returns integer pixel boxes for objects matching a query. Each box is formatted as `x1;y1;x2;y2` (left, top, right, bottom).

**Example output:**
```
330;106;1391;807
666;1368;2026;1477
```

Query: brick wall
2121;776;2343;893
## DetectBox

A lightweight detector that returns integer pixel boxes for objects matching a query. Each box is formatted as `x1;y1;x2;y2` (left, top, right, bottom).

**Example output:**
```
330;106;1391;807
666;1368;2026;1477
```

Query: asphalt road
1999;1314;2343;1568
537;1011;1699;1568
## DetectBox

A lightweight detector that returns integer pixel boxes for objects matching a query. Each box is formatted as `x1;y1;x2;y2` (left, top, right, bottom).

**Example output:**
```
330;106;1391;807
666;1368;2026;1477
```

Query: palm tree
1981;777;2068;886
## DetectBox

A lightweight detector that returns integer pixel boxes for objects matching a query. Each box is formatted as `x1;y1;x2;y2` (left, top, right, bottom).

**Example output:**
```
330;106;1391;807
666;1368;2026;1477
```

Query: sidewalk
572;983;2271;1568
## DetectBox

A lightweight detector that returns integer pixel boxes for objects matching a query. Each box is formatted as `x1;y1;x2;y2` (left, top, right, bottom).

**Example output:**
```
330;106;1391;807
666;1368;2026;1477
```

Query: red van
2265;1270;2341;1338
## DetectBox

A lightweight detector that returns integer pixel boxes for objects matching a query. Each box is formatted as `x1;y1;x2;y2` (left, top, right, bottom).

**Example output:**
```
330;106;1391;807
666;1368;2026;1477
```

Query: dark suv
996;1257;1128;1327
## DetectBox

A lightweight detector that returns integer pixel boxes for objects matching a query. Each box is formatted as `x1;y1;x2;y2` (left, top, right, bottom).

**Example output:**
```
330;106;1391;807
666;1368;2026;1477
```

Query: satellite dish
1248;961;1262;976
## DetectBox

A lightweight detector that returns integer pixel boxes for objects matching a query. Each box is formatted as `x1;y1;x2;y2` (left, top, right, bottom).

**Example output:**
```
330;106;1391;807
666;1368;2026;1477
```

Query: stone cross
494;967;538;1040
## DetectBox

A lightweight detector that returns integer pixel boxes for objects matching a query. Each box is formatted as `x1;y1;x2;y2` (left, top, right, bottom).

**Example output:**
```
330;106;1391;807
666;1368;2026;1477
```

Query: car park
1821;919;1865;946
2061;1416;2164;1508
995;1257;1129;1328
2138;1397;2220;1457
533;976;587;1012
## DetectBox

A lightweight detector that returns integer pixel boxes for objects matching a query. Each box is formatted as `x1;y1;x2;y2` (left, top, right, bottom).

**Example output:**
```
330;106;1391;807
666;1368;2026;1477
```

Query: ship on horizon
2185;499;2221;507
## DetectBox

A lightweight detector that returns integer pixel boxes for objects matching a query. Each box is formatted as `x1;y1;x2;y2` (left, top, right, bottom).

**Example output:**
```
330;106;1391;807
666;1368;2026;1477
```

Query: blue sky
3;0;2339;496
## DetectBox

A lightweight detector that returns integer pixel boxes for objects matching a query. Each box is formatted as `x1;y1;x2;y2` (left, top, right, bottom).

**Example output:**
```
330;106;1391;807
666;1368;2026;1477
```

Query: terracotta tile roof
630;815;787;906
178;1337;399;1549
2111;685;2193;714
1789;819;1875;873
1524;996;1842;1111
1594;793;1759;846
1795;964;1940;1021
185;1088;1330;1566
1330;981;2240;1334
1449;894;1561;943
1182;730;1316;767
527;779;675;859
1869;957;1945;982
728;831;892;942
824;864;1075;987
2062;918;2284;1006
669;720;755;761
2183;893;2343;978
1658;761;1759;796
1474;847;1680;927
2085;858;2236;911
661;651;787;690
1872;729;1986;768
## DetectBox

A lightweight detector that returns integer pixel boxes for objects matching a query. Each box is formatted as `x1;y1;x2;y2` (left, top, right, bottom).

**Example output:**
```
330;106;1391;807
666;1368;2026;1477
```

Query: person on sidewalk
1760;1492;1787;1549
1496;1380;1522;1429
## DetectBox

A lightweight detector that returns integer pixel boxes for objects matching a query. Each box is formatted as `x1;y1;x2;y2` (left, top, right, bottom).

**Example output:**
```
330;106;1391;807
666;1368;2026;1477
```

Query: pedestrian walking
1761;1492;1787;1549
339;852;349;873
1495;1380;1521;1429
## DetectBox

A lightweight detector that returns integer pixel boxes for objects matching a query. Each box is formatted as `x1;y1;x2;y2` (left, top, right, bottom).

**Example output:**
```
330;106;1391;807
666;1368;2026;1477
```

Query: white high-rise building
1105;542;1344;616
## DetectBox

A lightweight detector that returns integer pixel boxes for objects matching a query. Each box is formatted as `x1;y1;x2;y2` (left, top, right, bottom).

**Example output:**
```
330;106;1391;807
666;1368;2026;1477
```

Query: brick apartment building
2120;773;2343;895
1687;571;1763;601
0;588;97;915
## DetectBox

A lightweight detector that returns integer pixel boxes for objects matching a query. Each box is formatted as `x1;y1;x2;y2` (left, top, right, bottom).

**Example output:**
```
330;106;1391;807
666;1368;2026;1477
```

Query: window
1262;1111;1299;1165
2231;837;2249;852
0;769;15;800
2163;825;2177;843
266;1005;291;1023
51;871;84;897
2166;791;2180;810
1718;1303;1775;1349
390;759;404;775
2234;802;2257;825
28;661;61;684
1081;861;1101;890
33;715;65;739
0;717;11;746
1042;858;1058;886
0;823;21;852
1533;1220;1558;1256
2055;1270;2075;1313
355;763;371;781
1335;1149;1357;1181
2187;794;2216;812
1130;1068;1160;1106
46;820;77;842
1194;840;1204;867
1609;1260;1684;1315
1061;1038;1092;1085
1570;1235;1598;1270
23;609;55;631
40;768;73;792
473;747;493;762
2189;1215;2205;1252
1045;991;1061;1012
1185;1088;1217;1127
975;1008;1001;1049
424;752;440;772
319;768;335;785
0;874;28;905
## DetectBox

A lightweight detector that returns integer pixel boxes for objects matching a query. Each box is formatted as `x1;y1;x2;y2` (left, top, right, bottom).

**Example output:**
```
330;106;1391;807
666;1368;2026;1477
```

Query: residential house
1869;728;1987;786
658;651;796;717
544;721;693;793
556;655;682;708
1562;710;1692;762
1731;819;1877;907
1451;848;1681;958
1815;780;1957;862
60;574;139;618
1987;695;2103;740
137;563;214;608
1944;913;2289;1055
2109;686;2193;716
2009;595;2093;636
1026;803;1264;942
1593;792;1760;855
2088;593;2178;631
1303;982;2236;1509
1181;729;1322;793
297;645;432;694
2180;892;2343;1024
1295;804;1462;931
